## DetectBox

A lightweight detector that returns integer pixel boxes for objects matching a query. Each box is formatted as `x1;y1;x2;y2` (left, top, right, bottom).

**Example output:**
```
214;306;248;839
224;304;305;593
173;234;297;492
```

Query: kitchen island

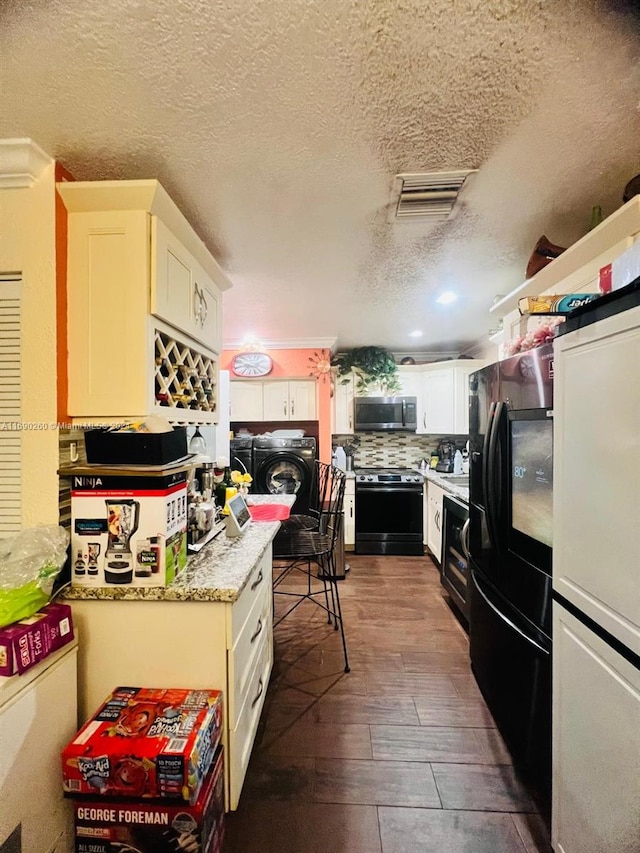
62;493;295;810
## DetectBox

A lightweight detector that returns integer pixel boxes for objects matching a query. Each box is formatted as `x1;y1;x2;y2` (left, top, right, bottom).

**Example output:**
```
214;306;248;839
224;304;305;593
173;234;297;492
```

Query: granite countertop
61;494;296;604
422;469;469;503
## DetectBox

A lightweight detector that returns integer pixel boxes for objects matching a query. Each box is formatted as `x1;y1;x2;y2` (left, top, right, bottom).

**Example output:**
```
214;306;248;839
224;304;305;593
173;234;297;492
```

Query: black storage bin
84;427;188;465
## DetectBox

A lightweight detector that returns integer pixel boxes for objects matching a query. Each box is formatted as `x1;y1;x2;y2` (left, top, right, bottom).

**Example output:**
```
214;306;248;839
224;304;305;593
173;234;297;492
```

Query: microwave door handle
401;398;406;427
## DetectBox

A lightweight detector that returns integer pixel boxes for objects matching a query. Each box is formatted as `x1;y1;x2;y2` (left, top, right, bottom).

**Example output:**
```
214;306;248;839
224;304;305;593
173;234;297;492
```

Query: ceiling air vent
394;169;477;219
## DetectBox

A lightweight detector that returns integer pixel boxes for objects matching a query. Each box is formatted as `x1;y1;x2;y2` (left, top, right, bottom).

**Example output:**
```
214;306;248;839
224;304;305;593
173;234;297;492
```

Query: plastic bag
0;525;70;628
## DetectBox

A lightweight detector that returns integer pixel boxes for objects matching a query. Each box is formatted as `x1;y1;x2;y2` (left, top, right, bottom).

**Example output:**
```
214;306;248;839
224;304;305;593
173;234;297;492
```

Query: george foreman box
74;746;225;853
62;687;223;804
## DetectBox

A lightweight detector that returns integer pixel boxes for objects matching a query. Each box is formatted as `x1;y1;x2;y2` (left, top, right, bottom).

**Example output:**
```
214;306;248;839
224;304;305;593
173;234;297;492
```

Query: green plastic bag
0;525;69;628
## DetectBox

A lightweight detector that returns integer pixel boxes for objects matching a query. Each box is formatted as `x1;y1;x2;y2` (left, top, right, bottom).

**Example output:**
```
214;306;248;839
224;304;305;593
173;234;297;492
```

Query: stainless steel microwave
354;396;417;432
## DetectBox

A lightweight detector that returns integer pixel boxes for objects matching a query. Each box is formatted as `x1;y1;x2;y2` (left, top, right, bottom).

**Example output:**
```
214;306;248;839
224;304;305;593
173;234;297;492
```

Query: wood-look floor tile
431;763;537;812
371;725;508;764
314;758;441;807
511;813;553;852
264;721;372;759
402;650;471;673
365;671;458;698
273;665;368;698
274;647;404;672
413;694;496;727
378;806;529;853
225;802;382;853
240;754;315;802
450;672;485;697
316;694;419;725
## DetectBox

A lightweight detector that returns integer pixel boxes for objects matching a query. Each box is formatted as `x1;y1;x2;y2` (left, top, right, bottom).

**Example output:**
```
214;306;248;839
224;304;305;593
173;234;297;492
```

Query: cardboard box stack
62;686;225;853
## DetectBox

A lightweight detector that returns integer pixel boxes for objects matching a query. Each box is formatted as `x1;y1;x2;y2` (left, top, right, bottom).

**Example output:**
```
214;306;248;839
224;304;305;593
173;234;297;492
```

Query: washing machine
252;437;317;515
230;437;253;477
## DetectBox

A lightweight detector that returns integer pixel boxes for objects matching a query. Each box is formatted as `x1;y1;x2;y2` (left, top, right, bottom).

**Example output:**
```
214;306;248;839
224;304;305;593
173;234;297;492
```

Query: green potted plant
332;346;401;395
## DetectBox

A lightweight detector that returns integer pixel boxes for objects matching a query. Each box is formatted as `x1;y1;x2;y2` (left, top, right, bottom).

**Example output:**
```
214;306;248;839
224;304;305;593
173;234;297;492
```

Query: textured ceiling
1;0;639;355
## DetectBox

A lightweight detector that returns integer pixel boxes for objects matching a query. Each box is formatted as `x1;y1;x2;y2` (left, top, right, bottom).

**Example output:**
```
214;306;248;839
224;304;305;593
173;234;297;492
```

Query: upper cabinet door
151;217;221;353
262;381;290;420
288;380;317;420
333;373;355;434
422;368;455;434
229;381;264;421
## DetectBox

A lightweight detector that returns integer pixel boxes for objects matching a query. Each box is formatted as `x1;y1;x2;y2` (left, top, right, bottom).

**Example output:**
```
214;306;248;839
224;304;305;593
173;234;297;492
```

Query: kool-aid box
62;687;223;804
74;746;225;853
70;471;187;587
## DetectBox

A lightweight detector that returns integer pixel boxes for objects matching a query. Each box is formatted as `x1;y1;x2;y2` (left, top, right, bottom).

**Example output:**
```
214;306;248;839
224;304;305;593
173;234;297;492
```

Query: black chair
278;459;332;533
272;465;350;672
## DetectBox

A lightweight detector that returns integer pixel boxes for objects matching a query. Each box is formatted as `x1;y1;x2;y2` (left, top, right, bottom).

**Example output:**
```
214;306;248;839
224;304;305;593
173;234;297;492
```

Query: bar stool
278;460;332;533
272;465;350;672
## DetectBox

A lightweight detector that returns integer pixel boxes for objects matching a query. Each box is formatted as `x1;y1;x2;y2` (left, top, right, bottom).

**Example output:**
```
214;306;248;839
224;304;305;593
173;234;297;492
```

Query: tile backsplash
332;432;468;469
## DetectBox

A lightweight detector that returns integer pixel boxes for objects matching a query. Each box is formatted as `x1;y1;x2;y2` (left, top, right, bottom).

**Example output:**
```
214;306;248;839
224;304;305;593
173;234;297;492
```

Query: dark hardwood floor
225;554;552;853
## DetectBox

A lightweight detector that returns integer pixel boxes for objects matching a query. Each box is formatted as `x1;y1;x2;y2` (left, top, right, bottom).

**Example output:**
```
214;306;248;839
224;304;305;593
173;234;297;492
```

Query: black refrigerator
468;343;554;812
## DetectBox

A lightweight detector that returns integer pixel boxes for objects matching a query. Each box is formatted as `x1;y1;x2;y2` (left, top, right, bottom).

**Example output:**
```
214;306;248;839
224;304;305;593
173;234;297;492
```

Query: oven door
441;495;470;620
355;485;424;555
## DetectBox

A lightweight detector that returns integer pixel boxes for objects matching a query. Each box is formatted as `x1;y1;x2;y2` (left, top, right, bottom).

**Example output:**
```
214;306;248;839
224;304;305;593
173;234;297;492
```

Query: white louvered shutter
0;277;21;537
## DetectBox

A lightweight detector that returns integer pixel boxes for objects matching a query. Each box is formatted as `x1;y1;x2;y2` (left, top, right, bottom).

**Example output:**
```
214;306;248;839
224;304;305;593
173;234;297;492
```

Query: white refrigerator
0;641;78;853
552;285;640;853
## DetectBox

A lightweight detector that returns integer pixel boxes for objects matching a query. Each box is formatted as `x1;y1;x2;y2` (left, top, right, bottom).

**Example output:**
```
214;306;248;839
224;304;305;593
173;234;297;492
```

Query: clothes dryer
230;437;253;477
252;437;317;515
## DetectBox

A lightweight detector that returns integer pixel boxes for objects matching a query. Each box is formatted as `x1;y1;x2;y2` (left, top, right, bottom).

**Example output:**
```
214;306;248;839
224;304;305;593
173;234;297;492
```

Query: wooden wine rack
154;330;218;414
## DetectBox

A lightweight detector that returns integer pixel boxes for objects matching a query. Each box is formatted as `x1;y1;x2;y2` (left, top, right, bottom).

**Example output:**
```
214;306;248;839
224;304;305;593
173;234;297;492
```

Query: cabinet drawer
230;554;270;646
228;584;272;728
228;630;273;810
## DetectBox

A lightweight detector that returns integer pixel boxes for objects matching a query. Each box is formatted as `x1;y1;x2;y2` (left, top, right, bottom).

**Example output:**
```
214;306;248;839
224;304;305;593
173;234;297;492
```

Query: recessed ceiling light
409;330;423;338
436;291;457;305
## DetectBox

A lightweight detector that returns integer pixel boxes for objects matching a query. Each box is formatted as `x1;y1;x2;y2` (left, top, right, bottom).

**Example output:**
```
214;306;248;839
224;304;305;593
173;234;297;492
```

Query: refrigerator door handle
471;570;549;656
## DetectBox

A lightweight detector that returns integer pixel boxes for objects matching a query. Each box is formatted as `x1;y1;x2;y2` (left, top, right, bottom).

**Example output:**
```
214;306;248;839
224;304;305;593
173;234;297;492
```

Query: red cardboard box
74;746;225;853
62;687;223;804
0;602;74;677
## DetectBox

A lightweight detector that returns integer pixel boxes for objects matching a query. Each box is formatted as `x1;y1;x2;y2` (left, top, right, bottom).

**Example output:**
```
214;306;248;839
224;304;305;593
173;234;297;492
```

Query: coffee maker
435;440;455;473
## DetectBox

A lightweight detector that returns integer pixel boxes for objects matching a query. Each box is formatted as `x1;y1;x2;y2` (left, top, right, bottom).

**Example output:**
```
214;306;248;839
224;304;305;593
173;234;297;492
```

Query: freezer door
469;568;551;813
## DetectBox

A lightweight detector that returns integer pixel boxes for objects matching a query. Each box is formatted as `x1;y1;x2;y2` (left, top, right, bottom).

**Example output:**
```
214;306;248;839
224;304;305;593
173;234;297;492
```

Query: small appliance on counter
435;440;455;473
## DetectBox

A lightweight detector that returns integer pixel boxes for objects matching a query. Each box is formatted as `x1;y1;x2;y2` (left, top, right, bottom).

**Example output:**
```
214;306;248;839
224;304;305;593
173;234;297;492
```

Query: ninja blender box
62;686;224;804
70;470;188;587
73;745;225;853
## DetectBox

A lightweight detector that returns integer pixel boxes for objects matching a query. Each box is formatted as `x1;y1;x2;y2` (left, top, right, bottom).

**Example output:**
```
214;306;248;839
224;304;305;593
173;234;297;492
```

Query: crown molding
223;336;337;352
0;138;54;188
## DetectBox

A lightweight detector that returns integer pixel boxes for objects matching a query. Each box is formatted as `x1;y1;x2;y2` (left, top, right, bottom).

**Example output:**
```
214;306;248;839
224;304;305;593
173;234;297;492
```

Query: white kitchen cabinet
58;180;232;425
152;216;222;352
343;478;355;548
398;361;484;434
263;380;317;420
426;480;445;563
332;373;355;434
1;642;78;853
66;548;273;812
230;380;265;421
552;605;640;853
230;379;317;422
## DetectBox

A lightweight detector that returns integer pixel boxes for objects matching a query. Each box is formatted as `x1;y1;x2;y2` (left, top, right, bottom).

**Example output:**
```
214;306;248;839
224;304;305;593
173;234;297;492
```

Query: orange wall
221;348;333;462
